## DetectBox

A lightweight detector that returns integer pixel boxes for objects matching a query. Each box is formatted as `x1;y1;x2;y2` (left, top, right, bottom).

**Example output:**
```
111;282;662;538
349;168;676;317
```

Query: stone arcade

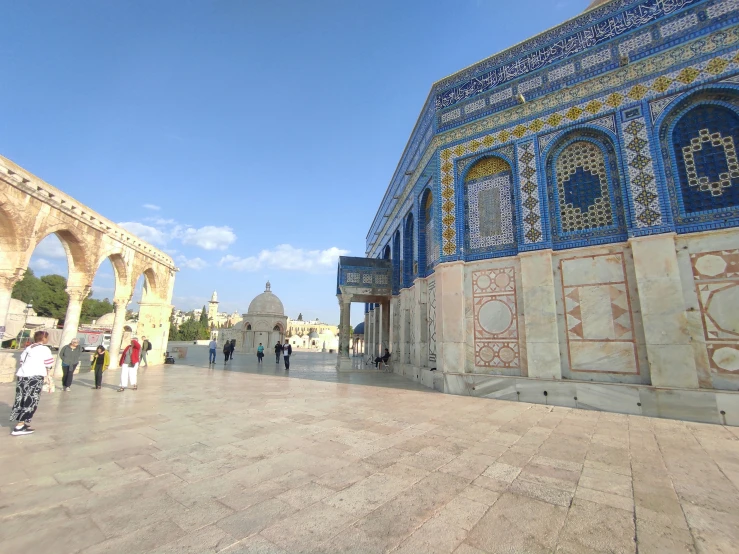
337;0;739;425
0;155;176;381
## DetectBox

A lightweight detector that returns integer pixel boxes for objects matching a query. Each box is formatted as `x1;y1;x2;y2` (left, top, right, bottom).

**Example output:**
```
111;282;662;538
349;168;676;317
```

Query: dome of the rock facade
247;281;285;316
585;0;610;10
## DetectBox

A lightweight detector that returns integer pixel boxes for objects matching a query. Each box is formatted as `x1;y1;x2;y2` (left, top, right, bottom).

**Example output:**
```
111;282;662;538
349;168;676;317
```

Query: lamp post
18;301;33;349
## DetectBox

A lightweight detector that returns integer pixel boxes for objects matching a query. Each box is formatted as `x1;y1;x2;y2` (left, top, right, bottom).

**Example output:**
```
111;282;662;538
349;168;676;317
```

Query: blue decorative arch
418;188;437;276
545;129;628;249
657;87;739;233
460;155;518;260
403;212;415;288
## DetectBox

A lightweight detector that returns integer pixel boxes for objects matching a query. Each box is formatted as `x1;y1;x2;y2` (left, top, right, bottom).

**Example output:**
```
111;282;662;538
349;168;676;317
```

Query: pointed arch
463;155;516;256
403;212;415;287
546;129;628;249
419;188;437;273
657;87;739;232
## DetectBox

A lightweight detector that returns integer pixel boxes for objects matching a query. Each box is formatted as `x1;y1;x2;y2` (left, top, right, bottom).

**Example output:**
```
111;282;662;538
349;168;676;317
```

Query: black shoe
11;424;34;436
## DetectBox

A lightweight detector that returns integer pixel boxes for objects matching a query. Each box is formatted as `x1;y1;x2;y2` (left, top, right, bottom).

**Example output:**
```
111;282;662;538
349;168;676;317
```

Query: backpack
146;342;152;351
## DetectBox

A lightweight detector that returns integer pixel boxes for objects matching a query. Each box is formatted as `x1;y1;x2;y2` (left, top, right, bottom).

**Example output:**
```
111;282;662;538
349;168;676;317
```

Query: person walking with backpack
282;339;292;370
274;341;282;364
140;336;152;367
117;338;141;392
10;330;55;436
59;338;83;391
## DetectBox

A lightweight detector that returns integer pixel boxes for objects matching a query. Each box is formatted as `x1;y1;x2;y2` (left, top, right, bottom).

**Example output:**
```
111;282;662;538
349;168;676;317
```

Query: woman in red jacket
117;338;141;392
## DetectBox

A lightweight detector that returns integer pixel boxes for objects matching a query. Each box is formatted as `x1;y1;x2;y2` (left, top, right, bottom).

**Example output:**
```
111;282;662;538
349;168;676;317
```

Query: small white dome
247;282;285;316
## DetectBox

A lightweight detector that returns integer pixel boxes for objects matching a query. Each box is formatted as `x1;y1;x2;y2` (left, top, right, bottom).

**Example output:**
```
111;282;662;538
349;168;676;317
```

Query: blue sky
3;0;583;325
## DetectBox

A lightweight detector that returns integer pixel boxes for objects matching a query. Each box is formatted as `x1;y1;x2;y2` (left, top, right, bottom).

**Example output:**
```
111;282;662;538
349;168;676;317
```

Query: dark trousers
283;355;290;370
257;352;263;363
209;349;216;363
62;363;78;388
224;352;229;362
94;365;103;388
275;352;281;363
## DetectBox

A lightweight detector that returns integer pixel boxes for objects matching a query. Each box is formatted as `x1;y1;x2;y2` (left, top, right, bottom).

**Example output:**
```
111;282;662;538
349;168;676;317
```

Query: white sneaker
11;424;34;436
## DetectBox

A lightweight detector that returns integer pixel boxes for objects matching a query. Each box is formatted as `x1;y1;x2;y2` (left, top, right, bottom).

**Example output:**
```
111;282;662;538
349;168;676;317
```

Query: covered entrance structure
335;257;391;371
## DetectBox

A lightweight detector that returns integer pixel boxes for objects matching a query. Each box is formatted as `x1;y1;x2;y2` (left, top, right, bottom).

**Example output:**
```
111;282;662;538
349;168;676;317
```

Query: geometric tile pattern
560;252;639;376
622;117;663;227
436;46;739;256
467;174;515;250
516;141;543;244
435;0;702;110
428;278;437;365
425;193;440;267
472;267;520;371
555;141;615;233
691;249;739;374
673;105;739;214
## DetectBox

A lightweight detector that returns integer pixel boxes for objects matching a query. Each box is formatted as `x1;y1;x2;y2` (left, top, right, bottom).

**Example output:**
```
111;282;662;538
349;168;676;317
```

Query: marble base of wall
0;350;20;383
391;366;738;426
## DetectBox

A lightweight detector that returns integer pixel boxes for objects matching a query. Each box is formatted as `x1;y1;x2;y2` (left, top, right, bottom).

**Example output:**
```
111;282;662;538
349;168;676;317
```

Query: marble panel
653;389;721;424
517;380;577;408
560;252;639;378
526;342;562;380
715;393;739;426
646;344;700;389
575;383;642;415
570;342;638;374
473;375;519;400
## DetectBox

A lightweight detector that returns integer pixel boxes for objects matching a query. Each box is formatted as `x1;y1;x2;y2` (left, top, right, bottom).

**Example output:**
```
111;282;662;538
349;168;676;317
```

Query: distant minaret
208;291;219;324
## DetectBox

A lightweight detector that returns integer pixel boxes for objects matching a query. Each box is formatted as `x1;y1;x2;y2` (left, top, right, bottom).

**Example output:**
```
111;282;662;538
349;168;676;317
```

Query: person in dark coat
223;341;231;363
59;338;83;391
229;339;236;360
274;341;283;363
282;340;293;370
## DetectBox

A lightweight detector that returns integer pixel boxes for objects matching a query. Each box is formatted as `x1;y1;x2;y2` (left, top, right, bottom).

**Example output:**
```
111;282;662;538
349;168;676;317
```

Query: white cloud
120;219;236;252
119;221;168;246
219;244;348;273
181;226;236;251
29;258;57;272
177;256;208;270
143;204;161;211
35;236;67;259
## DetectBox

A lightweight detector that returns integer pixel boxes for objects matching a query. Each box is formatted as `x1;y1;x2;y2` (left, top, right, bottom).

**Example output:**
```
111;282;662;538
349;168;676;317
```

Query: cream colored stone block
440;342;465;373
520;250;555;289
570;341;638;374
653;389;720;424
630;234;679;280
575;383;642;415
561;254;626;287
646;344;700;389
526;342;562;380
640;314;691;346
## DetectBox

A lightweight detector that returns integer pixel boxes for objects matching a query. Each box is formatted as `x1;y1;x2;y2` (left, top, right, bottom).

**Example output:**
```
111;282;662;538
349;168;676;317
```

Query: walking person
282;340;292;370
117;338;141;392
229;339;236;360
90;345;109;389
208;337;217;364
274;341;282;363
10;330;54;436
223;340;231;363
140;336;151;367
60;338;83;391
257;343;264;363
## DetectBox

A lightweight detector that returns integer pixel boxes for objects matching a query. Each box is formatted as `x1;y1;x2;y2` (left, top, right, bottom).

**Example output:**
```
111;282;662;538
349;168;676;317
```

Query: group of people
207;339;293;369
10;332;152;436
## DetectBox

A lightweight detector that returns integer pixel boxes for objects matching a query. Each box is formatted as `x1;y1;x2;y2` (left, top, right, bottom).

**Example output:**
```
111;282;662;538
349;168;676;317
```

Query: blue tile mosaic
673;104;739;212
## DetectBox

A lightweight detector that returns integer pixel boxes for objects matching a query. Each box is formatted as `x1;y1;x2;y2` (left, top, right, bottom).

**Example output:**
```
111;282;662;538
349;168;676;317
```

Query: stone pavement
1;348;738;553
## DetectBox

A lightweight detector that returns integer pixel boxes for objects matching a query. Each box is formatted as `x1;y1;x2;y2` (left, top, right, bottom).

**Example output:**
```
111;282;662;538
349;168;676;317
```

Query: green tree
12;270;115;325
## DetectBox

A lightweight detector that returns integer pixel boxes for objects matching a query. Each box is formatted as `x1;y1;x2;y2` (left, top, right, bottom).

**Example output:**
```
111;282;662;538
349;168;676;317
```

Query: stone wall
390;228;739;425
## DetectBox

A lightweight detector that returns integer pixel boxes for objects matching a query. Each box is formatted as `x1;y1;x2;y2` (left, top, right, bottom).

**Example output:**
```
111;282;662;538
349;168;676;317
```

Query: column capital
113;297;131;309
66;286;91;302
0;268;27;290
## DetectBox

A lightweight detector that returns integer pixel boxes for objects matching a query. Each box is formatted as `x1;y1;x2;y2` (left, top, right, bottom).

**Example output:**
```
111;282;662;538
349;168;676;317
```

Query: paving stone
2;357;738;553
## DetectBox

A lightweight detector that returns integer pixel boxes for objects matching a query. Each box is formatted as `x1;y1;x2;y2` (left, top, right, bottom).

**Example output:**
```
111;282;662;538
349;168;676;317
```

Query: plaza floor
1;348;738;553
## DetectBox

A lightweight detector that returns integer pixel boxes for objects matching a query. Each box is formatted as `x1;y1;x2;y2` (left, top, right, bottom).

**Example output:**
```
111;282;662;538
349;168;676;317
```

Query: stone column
520;250;562;379
54;286;89;376
380;300;390;356
630;234;699;388
435;262;465;373
108;297;130;369
336;295;352;371
0;272;22;339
